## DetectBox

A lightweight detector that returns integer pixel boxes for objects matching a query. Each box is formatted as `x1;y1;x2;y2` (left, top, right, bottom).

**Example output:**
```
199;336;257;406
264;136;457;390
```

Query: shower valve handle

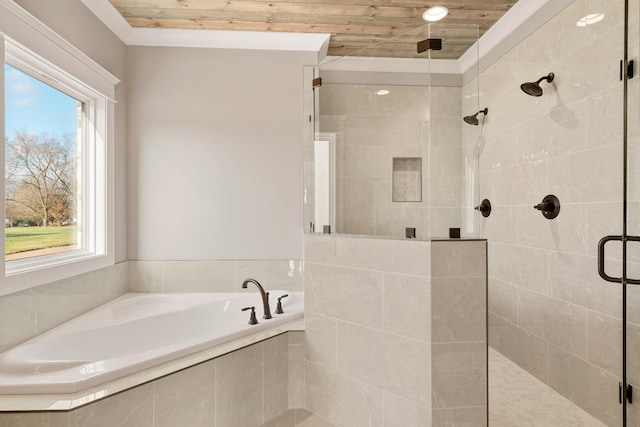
534;202;553;211
533;195;560;219
474;199;491;217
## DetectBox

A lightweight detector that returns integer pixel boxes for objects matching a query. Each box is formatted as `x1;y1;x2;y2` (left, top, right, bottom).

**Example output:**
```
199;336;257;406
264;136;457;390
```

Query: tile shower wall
431;240;487;426
464;0;634;424
304;234;486;426
317;84;462;238
0;262;128;354
0;333;299;427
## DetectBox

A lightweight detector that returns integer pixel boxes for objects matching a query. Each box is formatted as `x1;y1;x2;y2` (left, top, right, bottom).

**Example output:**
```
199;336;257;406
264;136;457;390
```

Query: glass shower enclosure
304;1;640;425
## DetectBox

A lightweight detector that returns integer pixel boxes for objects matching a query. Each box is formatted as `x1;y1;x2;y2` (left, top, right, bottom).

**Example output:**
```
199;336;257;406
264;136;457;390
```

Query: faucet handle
241;306;259;325
275;294;289;314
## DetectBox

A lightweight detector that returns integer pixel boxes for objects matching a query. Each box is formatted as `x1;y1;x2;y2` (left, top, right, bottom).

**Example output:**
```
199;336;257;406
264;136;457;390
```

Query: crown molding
81;0;574;84
80;0;330;55
0;0;119;91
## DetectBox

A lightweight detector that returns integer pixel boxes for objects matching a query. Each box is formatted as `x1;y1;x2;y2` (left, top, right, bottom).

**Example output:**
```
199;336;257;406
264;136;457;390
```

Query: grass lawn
5;225;77;255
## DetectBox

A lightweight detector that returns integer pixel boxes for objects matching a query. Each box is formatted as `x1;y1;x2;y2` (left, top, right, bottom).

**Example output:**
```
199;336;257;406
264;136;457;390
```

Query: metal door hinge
620;59;635;80
312;77;322;88
417;38;442;54
620;382;633;404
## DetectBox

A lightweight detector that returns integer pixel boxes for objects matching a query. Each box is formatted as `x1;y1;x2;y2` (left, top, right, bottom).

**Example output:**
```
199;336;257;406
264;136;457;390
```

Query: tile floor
263;348;607;427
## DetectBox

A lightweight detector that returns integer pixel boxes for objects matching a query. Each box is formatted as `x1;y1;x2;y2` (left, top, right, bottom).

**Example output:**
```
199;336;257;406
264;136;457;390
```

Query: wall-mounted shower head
521;72;555;97
463;107;488;126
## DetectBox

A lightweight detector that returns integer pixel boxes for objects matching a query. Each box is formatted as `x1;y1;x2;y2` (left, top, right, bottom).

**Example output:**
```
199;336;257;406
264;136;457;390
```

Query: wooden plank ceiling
108;0;519;59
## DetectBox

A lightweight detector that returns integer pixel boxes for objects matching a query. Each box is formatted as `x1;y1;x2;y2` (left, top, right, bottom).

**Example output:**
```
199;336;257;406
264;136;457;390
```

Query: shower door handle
598;235;640;284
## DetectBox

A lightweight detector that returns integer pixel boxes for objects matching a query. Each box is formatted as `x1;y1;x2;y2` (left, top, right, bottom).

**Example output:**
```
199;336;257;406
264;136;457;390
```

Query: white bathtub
0;290;303;397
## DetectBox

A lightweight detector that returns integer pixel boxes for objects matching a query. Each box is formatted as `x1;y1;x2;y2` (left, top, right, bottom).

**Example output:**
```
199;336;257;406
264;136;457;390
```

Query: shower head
521;72;555;97
463;107;489;126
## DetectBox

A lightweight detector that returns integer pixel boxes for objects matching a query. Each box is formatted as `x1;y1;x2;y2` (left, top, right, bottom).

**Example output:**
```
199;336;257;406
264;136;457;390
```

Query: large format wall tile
431;241;486;278
305;362;384;427
71;383;154;427
382;272;430;341
491;316;548;384
431;277;486;343
304;235;485;426
215;342;265;427
431;342;486;409
153;359;216;427
0;412;70;427
334;237;430;277
517;288;587;358
305;262;383;329
548;345;620;426
0;263;128;354
128;259;303;293
288;332;306;409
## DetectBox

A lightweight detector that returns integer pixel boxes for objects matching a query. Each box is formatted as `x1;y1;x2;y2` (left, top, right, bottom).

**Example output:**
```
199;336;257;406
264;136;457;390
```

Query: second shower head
521;72;554;97
463;107;488;126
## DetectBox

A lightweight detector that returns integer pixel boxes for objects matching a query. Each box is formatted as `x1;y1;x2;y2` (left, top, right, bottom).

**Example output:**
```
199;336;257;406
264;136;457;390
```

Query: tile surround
0;333;299;427
0;262;128;354
304;234;487;426
128;259;303;293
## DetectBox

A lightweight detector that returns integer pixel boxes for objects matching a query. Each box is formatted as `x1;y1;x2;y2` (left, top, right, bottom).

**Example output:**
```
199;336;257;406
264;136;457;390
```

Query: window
0;34;115;294
5;64;81;260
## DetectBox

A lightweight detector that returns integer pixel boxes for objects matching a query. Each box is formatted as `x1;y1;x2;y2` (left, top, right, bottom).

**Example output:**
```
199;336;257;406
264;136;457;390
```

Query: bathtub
0;290;303;403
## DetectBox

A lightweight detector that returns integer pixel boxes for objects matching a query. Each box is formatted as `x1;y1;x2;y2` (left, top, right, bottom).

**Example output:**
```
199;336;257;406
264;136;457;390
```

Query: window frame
0;16;116;296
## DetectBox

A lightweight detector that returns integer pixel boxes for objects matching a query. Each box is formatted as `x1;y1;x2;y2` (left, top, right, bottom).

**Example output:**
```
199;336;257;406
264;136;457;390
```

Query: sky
4;64;78;139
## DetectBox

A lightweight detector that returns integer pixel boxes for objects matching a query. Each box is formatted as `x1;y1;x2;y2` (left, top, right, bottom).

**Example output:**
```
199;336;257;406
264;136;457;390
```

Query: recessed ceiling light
576;13;604;26
376;89;390;96
422;6;449;22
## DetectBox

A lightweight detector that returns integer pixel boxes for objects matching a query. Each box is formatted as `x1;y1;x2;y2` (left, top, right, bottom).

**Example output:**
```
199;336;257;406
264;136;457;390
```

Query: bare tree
5;131;77;226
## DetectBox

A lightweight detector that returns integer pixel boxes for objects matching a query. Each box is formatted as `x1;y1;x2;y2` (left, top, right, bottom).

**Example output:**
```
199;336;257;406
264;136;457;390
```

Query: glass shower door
601;1;640;426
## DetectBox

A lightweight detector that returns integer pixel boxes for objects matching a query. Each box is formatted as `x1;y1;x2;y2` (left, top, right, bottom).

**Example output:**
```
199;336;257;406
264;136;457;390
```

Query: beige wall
466;0;632;424
126;47;317;260
318;84;463;239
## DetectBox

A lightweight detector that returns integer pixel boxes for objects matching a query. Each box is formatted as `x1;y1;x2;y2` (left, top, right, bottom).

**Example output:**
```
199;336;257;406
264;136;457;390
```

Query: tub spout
241;278;272;319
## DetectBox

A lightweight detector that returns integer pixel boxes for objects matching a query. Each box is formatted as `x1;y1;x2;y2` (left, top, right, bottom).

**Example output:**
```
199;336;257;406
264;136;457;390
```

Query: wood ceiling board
108;0;519;58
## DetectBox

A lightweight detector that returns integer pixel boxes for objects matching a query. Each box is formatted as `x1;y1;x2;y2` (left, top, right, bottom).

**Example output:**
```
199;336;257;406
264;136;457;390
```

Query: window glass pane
4;64;81;261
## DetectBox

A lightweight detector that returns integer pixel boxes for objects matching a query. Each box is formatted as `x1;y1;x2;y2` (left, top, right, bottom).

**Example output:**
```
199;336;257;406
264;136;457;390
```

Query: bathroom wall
126;46;317;261
318;84;463;239
0;332;302;427
465;0;629;424
303;234;487;426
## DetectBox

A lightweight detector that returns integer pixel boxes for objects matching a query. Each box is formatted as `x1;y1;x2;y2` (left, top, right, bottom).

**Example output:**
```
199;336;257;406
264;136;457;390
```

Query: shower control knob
474;199;492;217
534;195;560;219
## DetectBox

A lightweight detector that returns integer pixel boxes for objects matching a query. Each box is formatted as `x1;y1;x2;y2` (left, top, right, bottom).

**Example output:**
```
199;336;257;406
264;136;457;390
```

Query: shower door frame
597;1;636;425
